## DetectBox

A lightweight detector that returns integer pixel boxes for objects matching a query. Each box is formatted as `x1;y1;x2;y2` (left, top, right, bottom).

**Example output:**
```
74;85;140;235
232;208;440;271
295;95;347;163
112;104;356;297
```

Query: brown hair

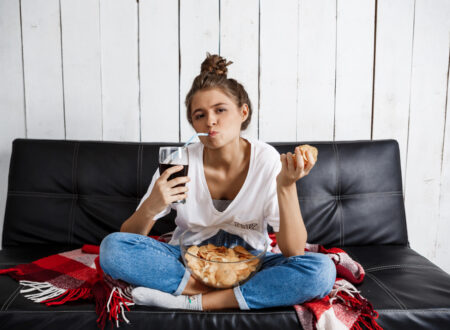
185;52;252;131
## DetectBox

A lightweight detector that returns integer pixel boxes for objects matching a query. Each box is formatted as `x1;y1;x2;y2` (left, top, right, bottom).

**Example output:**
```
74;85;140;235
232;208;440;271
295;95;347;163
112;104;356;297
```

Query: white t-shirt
136;136;282;251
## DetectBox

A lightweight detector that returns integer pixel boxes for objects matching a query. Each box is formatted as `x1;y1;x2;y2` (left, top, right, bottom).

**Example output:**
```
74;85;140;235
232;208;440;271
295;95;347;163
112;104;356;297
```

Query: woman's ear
241;104;249;122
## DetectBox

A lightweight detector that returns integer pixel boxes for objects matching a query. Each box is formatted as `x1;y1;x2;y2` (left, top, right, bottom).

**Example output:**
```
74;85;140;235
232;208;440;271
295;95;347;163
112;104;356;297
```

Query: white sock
131;286;203;311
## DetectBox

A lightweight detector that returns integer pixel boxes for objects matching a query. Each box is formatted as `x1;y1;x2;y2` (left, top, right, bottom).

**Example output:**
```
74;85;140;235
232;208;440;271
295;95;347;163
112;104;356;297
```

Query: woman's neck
203;137;249;172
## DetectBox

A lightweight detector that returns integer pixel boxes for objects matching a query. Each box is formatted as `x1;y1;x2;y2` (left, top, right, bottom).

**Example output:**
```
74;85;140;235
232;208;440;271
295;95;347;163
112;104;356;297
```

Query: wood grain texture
100;0;139;142
334;0;375;140
0;0;26;252
404;0;450;262
140;0;179;142
21;0;65;138
61;0;102;140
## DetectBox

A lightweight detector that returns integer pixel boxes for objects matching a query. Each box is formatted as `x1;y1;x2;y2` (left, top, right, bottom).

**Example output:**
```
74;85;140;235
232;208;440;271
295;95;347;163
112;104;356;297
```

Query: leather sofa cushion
4;139;408;248
1;244;450;329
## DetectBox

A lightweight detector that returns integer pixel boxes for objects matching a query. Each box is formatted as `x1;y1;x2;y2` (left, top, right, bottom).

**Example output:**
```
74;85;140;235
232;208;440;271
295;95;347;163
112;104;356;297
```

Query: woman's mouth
208;131;218;137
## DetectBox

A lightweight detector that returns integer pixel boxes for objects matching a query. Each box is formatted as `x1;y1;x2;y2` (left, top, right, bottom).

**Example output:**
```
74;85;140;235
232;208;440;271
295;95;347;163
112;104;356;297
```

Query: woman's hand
276;147;316;188
143;165;190;215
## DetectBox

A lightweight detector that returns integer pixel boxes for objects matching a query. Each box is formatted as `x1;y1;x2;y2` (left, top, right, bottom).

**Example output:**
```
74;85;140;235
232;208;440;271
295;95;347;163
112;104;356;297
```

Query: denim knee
288;252;336;300
309;253;336;299
99;232;132;275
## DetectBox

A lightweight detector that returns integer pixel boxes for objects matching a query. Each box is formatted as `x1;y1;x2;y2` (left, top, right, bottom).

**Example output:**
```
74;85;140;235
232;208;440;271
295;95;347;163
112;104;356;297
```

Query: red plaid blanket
0;235;382;330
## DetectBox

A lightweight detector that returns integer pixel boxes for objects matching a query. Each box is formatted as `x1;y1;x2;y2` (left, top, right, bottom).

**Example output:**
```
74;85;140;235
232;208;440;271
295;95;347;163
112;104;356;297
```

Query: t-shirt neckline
199;136;254;215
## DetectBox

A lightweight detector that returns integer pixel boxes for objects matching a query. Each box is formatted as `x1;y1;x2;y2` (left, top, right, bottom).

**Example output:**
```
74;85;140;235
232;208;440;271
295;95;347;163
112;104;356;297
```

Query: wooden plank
435;52;450;274
21;0;65;138
140;0;179;142
100;0;139;142
220;0;259;140
372;0;415;192
334;0;375;140
179;0;219;143
297;0;336;141
404;0;450;261
60;0;102;140
259;0;298;142
0;0;26;249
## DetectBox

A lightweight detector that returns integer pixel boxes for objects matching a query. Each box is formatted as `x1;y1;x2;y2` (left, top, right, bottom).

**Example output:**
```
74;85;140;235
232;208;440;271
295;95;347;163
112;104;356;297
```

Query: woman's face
190;88;248;149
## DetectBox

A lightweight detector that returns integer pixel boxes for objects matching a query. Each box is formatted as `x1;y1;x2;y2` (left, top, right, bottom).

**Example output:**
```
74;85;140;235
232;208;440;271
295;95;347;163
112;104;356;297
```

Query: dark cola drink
159;146;189;203
159;163;189;188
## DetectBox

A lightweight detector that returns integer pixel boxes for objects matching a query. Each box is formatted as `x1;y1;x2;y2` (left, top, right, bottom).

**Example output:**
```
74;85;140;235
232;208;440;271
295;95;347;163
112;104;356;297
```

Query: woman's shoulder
248;137;280;161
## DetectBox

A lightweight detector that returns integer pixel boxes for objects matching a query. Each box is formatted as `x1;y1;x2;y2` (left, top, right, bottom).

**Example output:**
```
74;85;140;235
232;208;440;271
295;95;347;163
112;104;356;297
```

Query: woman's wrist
276;180;297;193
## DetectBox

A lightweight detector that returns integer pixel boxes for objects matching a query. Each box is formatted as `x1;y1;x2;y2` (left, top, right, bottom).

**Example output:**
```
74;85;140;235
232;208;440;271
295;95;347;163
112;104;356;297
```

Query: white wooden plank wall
0;0;449;274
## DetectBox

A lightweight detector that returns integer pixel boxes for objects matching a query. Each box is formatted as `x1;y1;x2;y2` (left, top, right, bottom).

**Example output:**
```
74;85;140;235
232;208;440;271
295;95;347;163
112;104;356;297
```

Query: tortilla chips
185;243;260;288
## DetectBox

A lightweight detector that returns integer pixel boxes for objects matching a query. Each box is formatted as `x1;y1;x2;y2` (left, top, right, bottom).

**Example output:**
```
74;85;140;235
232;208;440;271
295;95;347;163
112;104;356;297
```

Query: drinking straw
166;132;209;164
183;132;209;148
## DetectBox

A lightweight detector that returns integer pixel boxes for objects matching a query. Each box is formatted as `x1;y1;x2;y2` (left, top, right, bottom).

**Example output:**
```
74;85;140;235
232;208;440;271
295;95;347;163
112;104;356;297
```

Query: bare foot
181;275;215;295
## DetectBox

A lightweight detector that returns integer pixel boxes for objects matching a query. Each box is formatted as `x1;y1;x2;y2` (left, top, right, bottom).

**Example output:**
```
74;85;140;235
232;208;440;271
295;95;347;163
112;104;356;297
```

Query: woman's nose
206;114;217;126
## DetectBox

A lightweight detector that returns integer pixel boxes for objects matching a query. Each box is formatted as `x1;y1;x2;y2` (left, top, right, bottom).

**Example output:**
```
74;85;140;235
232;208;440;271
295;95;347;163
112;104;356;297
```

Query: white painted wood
100;0;139;142
334;0;375;140
140;0;179;143
372;0;415;194
435;55;450;274
0;0;26;249
21;0;65;138
61;0;102;140
297;0;336;141
179;0;219;143
404;0;450;261
0;0;449;273
259;0;298;142
220;0;259;141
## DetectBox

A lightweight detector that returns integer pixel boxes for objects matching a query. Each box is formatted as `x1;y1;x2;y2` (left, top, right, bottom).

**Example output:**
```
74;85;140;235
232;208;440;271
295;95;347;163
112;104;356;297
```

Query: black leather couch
1;138;450;329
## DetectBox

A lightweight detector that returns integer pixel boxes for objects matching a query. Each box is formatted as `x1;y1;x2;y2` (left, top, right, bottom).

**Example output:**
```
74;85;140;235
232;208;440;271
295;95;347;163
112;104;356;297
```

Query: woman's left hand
276;147;316;187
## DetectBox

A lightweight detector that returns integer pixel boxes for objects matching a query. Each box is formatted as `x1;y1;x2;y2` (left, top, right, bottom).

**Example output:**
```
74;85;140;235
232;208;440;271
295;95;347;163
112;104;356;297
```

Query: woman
99;53;336;311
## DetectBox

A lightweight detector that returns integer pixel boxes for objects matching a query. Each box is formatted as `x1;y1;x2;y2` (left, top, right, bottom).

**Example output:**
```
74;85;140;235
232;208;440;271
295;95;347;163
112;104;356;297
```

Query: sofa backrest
2;138;408;248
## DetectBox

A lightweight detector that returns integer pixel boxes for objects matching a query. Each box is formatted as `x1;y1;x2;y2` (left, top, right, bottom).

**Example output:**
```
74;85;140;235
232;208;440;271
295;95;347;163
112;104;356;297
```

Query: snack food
185;243;259;288
292;144;318;168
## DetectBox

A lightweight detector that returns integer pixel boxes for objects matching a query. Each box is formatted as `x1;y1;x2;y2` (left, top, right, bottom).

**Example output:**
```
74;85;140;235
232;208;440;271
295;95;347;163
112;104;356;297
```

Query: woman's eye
194;114;204;120
217;108;226;113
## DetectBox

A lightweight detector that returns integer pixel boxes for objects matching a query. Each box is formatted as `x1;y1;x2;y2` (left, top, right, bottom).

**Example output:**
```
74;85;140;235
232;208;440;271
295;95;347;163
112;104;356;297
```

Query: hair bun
200;52;233;77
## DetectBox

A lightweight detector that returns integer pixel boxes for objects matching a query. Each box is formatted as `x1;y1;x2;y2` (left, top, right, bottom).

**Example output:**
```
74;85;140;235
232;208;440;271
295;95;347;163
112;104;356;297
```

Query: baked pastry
292;144;318;168
185;244;259;288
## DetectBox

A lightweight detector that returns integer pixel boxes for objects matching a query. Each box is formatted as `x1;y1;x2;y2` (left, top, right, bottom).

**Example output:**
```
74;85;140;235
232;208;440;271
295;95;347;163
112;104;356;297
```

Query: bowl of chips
179;230;267;289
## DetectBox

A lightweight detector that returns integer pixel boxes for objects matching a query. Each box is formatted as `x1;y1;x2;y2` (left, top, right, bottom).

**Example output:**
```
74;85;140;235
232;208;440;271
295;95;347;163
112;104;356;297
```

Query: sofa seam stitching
366;264;438;272
137;145;142;204
366;272;408;310
7;191;137;202
7;190;404;200
1;284;21;311
5;285;21;311
69;143;79;246
333;143;343;246
0;286;17;311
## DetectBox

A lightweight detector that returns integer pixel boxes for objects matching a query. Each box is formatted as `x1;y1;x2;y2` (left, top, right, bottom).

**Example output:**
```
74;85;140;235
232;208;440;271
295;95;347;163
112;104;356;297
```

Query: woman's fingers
161;165;184;180
304;150;315;172
171;186;188;195
294;147;304;172
168;175;190;188
286;152;294;171
280;154;287;170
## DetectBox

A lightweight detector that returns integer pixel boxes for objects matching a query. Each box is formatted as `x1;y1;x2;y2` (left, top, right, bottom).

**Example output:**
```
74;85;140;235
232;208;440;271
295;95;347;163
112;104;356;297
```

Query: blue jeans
99;230;336;309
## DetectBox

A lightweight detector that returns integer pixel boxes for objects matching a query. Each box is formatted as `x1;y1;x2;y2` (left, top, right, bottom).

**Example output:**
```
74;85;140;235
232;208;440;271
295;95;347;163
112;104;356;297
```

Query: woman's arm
120;165;190;235
120;201;158;235
275;147;316;257
275;183;307;257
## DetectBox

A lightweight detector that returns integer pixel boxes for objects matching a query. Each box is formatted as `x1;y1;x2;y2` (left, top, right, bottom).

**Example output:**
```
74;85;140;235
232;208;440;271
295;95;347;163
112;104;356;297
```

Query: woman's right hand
143;165;190;216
